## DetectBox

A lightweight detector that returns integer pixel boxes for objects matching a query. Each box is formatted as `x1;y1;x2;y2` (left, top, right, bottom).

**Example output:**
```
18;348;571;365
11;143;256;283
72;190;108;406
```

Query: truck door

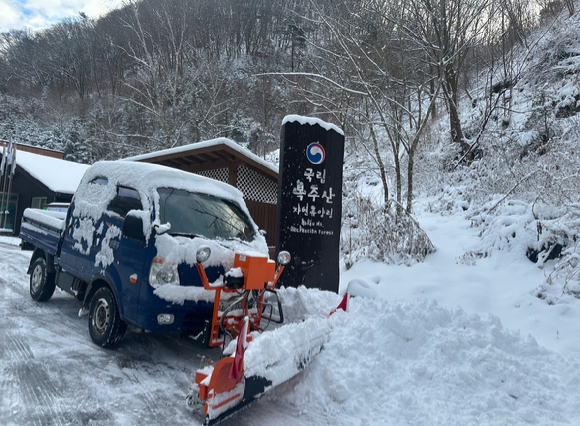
100;186;147;323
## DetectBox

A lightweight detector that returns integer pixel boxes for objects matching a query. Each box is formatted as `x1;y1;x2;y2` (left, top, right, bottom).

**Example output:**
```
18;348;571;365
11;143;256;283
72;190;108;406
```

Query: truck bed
19;208;66;256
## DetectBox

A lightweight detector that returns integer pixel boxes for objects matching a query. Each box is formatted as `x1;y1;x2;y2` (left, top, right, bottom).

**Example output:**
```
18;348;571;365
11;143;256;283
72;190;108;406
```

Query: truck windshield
157;188;256;242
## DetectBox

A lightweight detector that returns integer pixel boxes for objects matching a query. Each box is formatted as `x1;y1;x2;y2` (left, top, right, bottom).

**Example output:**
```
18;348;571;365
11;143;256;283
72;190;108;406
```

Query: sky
0;0;125;33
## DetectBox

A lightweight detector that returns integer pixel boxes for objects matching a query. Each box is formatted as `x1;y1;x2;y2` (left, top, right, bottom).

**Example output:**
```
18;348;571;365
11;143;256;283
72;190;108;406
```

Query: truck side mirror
122;214;146;243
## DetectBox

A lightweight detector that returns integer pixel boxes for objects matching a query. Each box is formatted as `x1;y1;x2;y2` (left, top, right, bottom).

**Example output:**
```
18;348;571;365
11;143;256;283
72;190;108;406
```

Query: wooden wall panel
245;200;277;250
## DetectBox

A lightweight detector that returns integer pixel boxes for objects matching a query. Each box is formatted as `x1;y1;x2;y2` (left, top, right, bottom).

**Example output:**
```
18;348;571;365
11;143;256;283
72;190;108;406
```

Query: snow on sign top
282;115;344;136
123;137;279;174
16;150;90;194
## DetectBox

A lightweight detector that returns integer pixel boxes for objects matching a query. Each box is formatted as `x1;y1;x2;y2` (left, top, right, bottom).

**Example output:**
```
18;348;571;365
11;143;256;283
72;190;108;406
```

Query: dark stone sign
275;116;344;293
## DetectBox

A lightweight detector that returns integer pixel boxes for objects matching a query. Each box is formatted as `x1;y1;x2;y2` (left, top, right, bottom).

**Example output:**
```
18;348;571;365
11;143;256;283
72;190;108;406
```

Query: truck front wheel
30;257;56;302
88;287;127;347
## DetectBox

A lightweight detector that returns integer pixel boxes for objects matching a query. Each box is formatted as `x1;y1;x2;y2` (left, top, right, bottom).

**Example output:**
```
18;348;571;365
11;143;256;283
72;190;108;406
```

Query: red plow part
187;251;349;425
189;318;331;426
196;254;283;348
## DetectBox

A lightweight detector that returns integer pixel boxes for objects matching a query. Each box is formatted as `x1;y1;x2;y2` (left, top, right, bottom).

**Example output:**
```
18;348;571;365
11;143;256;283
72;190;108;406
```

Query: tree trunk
369;124;389;203
445;66;471;162
406;146;415;214
394;152;402;214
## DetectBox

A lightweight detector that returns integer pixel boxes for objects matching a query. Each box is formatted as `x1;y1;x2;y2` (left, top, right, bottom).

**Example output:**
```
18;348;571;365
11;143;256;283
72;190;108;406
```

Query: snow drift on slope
267;290;580;425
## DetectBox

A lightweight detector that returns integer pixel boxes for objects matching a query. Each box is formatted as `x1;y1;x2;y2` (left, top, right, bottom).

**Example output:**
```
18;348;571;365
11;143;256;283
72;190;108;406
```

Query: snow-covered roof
123;137;279;175
16;150;90;194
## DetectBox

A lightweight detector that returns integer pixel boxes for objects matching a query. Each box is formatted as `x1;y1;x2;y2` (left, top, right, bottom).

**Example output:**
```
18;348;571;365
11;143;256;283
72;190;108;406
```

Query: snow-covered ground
341;212;580;357
2;209;580;425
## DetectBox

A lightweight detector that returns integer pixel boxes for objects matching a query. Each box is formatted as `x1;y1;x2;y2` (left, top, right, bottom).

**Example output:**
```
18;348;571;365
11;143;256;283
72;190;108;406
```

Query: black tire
88;287;127;348
30;257;56;302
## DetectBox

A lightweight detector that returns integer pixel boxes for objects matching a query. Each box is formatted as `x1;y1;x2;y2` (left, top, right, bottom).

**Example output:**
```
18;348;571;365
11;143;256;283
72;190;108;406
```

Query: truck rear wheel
88;287;127;347
30;257;56;302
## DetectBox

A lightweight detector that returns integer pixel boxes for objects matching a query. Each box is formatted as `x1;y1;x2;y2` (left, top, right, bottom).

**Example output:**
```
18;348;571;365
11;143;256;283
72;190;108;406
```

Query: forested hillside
1;0;580;280
0;0;572;166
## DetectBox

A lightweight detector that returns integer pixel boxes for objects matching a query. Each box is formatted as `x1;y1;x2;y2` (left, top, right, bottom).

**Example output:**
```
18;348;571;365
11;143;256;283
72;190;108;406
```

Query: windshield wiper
168;232;206;239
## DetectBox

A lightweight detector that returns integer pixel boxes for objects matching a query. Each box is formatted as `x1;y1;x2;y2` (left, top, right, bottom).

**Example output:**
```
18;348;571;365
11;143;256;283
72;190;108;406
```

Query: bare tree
401;0;496;162
283;0;441;213
120;0;202;149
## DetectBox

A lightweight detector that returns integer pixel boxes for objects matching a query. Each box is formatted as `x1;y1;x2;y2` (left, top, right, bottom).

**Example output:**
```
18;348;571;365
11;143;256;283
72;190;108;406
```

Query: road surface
0;242;322;426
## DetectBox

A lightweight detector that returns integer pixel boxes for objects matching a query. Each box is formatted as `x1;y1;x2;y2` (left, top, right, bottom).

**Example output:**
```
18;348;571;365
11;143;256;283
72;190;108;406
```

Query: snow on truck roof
82;160;245;202
16;150;90;194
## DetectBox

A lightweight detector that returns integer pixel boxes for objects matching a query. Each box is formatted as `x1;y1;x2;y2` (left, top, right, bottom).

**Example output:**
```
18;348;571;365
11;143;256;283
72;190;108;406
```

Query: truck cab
22;161;269;347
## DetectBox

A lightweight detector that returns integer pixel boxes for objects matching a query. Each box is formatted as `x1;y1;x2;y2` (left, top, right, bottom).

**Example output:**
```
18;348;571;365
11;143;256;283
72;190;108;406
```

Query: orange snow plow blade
188;317;331;426
186;251;345;425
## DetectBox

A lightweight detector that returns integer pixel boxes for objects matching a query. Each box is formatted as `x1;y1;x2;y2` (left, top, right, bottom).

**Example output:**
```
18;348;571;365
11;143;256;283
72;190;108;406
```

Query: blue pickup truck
20;161;270;347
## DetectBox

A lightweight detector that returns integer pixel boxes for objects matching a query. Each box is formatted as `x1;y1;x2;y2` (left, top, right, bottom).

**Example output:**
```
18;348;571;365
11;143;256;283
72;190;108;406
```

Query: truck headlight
157;314;175;325
277;251;291;266
196;246;211;264
149;257;180;288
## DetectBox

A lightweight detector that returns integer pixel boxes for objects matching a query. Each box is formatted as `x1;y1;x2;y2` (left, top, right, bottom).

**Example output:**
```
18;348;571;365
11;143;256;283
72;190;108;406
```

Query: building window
0;193;18;231
32;197;47;209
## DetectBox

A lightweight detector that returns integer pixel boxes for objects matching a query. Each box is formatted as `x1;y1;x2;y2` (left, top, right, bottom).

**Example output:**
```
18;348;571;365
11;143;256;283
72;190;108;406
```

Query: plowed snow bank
270;292;580;425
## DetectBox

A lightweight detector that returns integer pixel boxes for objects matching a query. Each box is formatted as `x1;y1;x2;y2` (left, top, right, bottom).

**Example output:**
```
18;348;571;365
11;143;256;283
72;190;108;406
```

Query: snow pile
270;296;580;425
469;201;579;260
537;241;580;305
341;197;435;266
276;285;342;323
462;200;580;305
415;186;472;216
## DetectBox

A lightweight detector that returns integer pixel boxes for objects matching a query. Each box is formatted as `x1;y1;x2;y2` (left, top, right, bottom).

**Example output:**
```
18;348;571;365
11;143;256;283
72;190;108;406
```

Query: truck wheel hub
93;298;110;335
31;265;43;293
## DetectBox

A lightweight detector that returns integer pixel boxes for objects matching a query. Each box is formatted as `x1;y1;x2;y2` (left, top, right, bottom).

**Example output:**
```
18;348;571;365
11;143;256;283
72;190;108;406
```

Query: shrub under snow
341;197;435;268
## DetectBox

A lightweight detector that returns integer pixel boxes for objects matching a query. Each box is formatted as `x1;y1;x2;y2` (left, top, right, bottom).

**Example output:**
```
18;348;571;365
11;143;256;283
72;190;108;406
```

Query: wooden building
0;141;89;235
125;138;279;248
0;138;279;244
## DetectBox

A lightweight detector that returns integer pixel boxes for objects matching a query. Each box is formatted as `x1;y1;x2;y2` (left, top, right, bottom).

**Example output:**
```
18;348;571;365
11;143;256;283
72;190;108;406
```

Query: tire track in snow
0;325;18;425
0;244;87;343
123;368;176;422
16;363;63;426
113;341;199;426
0;245;32;282
5;331;35;361
4;331;69;426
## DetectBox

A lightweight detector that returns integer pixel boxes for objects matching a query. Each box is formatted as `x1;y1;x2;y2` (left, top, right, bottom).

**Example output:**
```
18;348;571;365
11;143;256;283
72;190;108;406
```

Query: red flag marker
229;317;249;382
330;292;349;316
